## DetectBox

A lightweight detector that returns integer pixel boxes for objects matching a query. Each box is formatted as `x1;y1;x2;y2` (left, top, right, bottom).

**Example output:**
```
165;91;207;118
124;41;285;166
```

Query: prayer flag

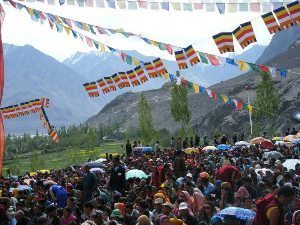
85;0;93;7
171;2;181;11
128;1;137;9
134;66;148;83
261;12;282;34
144;62;158;78
240;21;257;46
95;0;105;8
104;76;116;91
118;72;131;88
239;3;248;12
250;3;260;12
85;36;93;47
150;2;159;10
287;1;300;25
161;2;169;11
83;82;99;97
117;0;126;9
226;58;238;66
138;1;148;9
217;3;225;14
199;52;209;64
153;58;168;76
228;3;238;13
97;79;110;94
184;45;200;66
111;73;121;87
107;0;116;8
237;61;249;71
49;127;59;143
175;50;188;69
206;54;221;66
193;3;203;10
274;6;294;30
193;84;199;93
213;32;234;54
183;3;193;11
126;70;140;86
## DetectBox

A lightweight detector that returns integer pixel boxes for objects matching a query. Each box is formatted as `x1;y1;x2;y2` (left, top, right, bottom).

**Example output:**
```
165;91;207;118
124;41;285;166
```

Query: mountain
86;28;300;136
2;44;100;134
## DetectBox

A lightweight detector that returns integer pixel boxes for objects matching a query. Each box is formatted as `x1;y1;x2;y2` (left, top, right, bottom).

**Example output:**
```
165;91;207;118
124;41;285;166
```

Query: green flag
199;52;208;64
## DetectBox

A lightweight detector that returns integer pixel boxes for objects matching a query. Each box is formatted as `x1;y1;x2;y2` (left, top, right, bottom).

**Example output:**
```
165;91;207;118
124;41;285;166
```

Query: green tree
86;128;97;160
138;93;157;145
170;81;192;137
30;149;45;171
253;72;281;130
10;150;21;175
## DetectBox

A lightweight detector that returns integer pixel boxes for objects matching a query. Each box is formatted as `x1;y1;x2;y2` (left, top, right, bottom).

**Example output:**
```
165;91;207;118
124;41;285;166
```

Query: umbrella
85;161;104;168
217;144;231;150
142;147;153;153
291;139;300;144
125;169;148;180
184;148;199;154
203;146;217;151
275;141;285;146
261;140;275;150
283;135;297;142
255;168;273;175
262;151;283;160
94;158;107;163
90;167;105;173
283;159;300;170
235;141;249;146
249;137;266;145
272;137;283;141
217;207;256;221
9;185;31;192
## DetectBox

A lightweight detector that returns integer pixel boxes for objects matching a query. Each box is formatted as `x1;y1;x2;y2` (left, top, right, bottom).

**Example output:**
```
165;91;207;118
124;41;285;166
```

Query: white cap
179;202;188;210
154;198;164;204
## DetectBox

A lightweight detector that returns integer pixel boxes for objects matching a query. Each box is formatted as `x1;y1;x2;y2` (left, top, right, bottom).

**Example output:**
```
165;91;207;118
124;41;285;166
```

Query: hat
91;210;103;218
110;209;123;219
186;173;193;178
221;182;231;189
199;172;209;179
154;198;164;204
162;202;173;209
178;202;188;210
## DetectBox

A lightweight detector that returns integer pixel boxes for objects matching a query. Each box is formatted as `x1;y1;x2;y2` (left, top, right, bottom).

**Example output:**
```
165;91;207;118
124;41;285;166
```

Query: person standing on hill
125;140;132;157
173;151;186;178
195;134;200;147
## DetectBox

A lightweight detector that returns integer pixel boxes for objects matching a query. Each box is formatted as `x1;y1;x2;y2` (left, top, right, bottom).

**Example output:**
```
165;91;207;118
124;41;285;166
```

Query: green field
2;141;124;176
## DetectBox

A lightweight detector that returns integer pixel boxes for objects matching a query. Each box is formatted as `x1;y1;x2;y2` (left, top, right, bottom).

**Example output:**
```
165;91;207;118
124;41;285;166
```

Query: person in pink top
60;207;76;225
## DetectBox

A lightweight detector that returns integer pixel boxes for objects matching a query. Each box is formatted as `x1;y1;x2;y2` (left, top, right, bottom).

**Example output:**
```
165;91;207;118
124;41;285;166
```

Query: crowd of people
0;128;300;225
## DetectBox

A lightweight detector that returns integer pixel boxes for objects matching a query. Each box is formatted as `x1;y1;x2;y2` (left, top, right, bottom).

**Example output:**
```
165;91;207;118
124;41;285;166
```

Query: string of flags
0;98;59;142
83;58;167;96
12;0;296;15
7;0;289;79
171;74;253;112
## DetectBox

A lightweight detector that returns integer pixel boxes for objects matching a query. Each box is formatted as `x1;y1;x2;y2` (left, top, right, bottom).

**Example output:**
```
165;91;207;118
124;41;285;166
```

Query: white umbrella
262;151;283;160
9;185;31;192
283;159;300;170
235;141;249;146
255;168;273;175
90;167;105;173
95;158;107;163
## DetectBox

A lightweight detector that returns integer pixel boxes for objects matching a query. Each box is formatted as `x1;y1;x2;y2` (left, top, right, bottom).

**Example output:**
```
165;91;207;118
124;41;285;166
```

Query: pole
246;86;253;136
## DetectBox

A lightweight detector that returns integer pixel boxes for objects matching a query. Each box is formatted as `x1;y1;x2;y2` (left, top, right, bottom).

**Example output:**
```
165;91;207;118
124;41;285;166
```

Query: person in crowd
173;151;186;179
126;140;132;157
82;165;98;203
108;157;126;194
176;138;183;151
195;134;200;147
49;185;68;208
60;207;76;225
197;202;217;225
183;138;189;149
189;138;194;148
177;202;197;225
46;205;60;225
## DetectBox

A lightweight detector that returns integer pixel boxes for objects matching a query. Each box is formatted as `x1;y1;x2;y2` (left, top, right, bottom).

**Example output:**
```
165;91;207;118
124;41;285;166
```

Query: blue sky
2;1;273;61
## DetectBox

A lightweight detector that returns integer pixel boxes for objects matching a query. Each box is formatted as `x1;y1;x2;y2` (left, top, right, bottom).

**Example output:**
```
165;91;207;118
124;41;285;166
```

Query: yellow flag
221;95;228;103
64;26;71;35
82;23;89;31
163;73;169;80
27;8;33;15
150;40;158;46
133;58;139;66
54;16;62;24
237;61;249;71
100;43;106;52
193;84;199;93
248;105;253;113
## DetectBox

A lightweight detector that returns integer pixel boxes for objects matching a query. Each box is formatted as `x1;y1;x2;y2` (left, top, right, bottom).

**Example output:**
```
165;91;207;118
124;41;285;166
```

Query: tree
10;150;21;175
170;79;192;137
253;72;281;131
138;93;157;144
30;149;45;171
86;128;97;160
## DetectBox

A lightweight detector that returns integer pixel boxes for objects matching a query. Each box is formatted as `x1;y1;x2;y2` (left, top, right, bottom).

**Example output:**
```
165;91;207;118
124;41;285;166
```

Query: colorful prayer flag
144;62;158;78
106;0;116;8
104;76;116;91
161;2;169;11
287;1;300;25
126;70;140;86
97;79;110;94
213;32;234;54
184;45;200;66
134;66;148;83
193;84;199;93
274;6;294;30
240;21;257;46
118;72;131;88
153;58;168;76
199;52;209;64
237;61;249;71
138;1;148;9
261;12;282;34
174;50;188;69
206;54;221;66
83;82;99;97
250;3;260;12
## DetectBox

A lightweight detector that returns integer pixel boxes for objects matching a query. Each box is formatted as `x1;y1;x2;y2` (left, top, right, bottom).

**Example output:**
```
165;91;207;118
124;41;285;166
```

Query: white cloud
2;1;272;61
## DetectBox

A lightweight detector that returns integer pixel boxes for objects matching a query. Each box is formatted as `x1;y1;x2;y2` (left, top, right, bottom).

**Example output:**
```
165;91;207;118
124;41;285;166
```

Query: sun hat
221;182;231;189
154;198;164;204
178;202;188;210
110;209;123;219
199;172;209;179
162;202;173;209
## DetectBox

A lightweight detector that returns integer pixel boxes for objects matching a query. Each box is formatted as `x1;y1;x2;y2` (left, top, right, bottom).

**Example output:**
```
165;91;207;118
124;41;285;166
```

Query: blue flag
279;69;287;77
226;58;238;66
161;2;169;11
216;3;225;14
59;0;65;5
199;86;206;93
106;0;116;8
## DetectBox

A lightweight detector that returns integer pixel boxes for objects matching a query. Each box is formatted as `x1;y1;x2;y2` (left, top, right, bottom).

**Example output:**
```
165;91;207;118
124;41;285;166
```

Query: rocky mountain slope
86;31;300;137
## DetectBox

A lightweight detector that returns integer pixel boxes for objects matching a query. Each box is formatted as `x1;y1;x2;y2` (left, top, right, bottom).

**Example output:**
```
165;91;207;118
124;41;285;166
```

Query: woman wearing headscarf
49;185;68;208
192;189;207;215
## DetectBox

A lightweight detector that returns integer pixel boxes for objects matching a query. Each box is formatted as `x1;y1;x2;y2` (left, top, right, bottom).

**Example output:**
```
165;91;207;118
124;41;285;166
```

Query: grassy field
2;141;124;176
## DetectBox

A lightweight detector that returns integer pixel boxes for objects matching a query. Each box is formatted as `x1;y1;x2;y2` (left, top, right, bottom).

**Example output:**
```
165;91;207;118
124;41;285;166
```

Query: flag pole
245;86;253;136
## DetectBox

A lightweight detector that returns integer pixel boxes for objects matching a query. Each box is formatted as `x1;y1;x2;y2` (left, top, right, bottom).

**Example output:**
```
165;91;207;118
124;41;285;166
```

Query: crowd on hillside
0;128;300;225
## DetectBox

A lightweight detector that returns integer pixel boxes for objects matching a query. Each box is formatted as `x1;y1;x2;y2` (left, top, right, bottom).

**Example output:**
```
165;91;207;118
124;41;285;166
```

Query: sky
1;0;274;62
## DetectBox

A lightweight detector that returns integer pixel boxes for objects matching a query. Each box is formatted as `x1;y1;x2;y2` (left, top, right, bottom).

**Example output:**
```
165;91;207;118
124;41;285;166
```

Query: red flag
206;54;221;66
0;5;5;175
